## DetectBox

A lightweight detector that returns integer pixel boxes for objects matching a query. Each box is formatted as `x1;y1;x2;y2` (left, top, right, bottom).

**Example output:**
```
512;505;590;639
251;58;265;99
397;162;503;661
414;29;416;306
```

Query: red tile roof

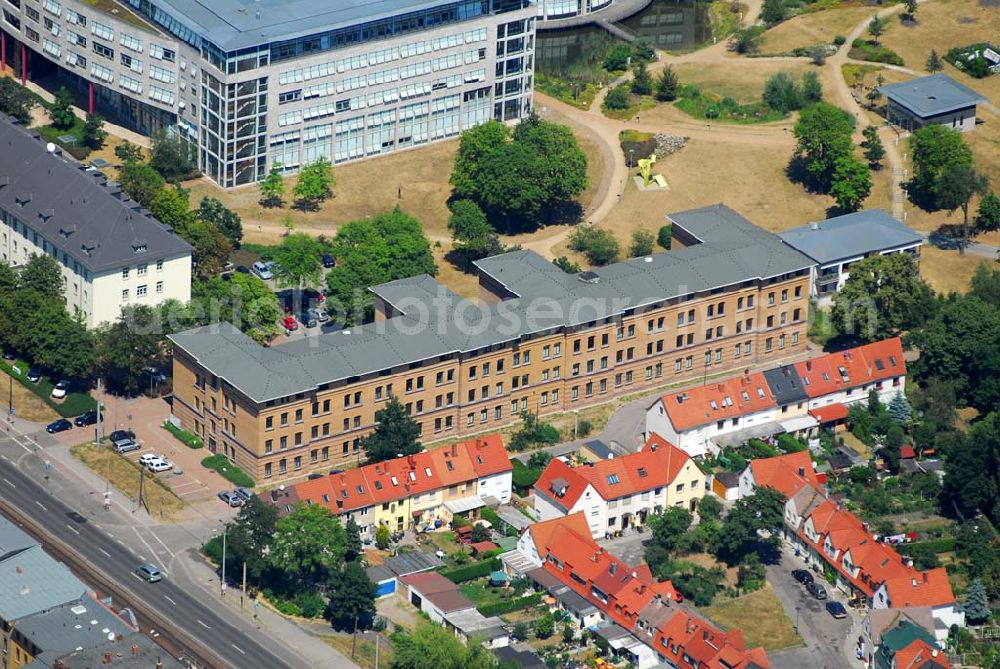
400;570;459;595
894;638;952;669
526;512;593;560
533;458;591;511
900;445;917;459
658;371;776;431
748;452;821;499
795;338;905;399
809;403;848;423
883;568;956;609
643;433;695;483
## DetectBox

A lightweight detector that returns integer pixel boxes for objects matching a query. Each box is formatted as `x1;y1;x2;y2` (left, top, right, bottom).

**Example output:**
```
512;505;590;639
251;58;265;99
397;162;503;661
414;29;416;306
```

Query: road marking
2;477;14;487
231;644;245;655
65;524;80;535
98;547;112;558
132;527;168;568
34;500;47;511
197;620;211;629
130;572;143;582
0;454;8;461
150;532;176;558
164;595;177;606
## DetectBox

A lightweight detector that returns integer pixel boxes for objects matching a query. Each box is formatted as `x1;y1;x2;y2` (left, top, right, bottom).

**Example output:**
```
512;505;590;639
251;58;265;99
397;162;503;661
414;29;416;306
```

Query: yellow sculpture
637;153;668;189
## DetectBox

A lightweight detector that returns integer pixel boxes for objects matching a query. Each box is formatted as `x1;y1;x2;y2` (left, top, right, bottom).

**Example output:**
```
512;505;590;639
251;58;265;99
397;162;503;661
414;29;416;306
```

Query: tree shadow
785;156;825;193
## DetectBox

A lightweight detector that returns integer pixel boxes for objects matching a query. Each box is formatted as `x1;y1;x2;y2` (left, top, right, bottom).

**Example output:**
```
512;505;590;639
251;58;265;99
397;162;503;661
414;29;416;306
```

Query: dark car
74;409;102;427
792;569;814;585
46;418;72;433
825;601;848;619
218;491;243;508
109;429;136;443
235;265;251;275
299;310;318;328
806;581;828;600
26;367;41;383
322;253;335;268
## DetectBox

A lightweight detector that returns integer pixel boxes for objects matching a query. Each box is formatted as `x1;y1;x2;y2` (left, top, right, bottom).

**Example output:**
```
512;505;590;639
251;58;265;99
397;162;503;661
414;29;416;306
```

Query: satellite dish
46;142;57;153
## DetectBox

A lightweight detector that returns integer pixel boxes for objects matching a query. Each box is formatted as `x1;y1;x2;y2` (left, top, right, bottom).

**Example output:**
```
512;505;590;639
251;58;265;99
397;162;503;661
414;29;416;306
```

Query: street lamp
213;523;228;597
794;605;800;632
572;409;580;440
628;149;634;169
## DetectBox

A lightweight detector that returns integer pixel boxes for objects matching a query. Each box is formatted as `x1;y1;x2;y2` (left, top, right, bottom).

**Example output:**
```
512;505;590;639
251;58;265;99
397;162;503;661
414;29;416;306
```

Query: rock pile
653;133;689;157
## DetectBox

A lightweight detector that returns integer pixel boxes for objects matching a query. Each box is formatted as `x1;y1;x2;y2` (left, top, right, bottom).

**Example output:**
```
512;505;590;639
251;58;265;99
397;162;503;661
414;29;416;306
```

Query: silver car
136;564;162;583
251;261;273;280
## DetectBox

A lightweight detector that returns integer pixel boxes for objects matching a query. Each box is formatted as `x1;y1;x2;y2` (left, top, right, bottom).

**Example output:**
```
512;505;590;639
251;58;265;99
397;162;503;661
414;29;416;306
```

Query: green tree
630;229;655;257
448;199;502;264
887;392;913;426
810;45;827;67
0;260;17;294
658;224;672;249
793;102;855;190
293;158;335;210
942;413;1000;523
861;126;886;168
325;561;377;631
762;72;801;114
361;397;422;464
0;78;34;125
697;495;723;521
971;264;1000;306
375;524;391;550
190;272;283;343
527;450;552;470
259;163;285;207
603;44;632;71
150;129;196;180
647;507;693;555
569;226;620;266
225;495;279;583
937;166;990;251
269;503;346;582
562;624;575;644
19;254;64;301
976;191;1000;232
114;140;144;164
926;49;944;73
716;487;786;563
391;621;498;669
94;306;163;395
118;162;165;208
829;154;873;212
534;613;555;639
655;65;680;102
729;26;765;55
49;86;76;130
867;15;887;45
325;208;436;323
345;517;363;563
182;220;233;279
81;113;107;149
631;63;653;96
832;253;933;341
909;124;973;209
271;233;325;290
553;256;581;273
450;120;511;200
902;0;917;20
737;553;766;592
25;300;94;379
470;523;490;543
801;70;823;103
512;622;529;642
761;0;787;25
631;37;656;63
509;411;560;451
604;84;632;110
965;579;992;625
198;197;243;247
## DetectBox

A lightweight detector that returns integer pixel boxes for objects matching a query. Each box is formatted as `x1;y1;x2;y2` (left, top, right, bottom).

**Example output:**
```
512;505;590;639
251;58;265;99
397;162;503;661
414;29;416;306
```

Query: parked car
251;261;273;280
235;265;251;275
234;487;254;502
825;601;848;619
218;491;243;507
2;350;14;360
147;459;173;473
792;569;814;585
26;367;41;383
322;253;336;268
282;315;298;332
136;564;162;583
46;418;72;433
50;380;70;399
109;429;136;443
142;366;166;383
308;307;329;324
806;581;828;600
74;409;102;427
113;440;140;454
138;453;162;467
299;310;318;328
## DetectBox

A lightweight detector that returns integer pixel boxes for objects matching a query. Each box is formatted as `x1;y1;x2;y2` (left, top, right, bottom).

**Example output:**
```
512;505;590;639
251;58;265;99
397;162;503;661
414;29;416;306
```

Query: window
121;289;129;301
121;267;129;279
90;21;113;41
156;259;164;271
136;284;147;296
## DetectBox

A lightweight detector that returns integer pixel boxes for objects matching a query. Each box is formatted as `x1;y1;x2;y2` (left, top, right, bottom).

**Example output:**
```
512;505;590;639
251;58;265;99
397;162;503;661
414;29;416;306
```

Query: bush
477;593;542;617
295;590;326;618
604;84;632;111
512;460;543;492
848;41;904;66
603;44;632;72
577;419;593;438
630;229;655;257
440;558;502;583
762;72;801;114
201;454;255;487
833;35;847;46
163;421;203;449
658;224;672;249
569;226;620;265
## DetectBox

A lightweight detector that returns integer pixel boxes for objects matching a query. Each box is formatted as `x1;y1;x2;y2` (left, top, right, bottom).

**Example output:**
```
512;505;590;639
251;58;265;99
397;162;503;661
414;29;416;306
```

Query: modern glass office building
0;0;535;187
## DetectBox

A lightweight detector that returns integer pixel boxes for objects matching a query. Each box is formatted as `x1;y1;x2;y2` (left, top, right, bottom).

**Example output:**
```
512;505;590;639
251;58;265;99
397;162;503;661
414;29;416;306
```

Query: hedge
512;460;542;492
163;421;203;449
440;557;502;584
201;454;255;488
904;537;956;554
477;593;542;617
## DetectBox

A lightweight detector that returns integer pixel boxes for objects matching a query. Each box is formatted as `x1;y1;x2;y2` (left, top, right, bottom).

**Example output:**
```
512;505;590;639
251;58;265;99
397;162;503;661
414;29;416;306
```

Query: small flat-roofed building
879;74;986;132
779;210;923;301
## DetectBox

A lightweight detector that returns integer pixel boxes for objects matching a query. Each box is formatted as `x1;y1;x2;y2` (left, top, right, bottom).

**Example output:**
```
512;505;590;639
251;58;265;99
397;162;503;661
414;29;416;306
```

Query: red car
282;315;298;331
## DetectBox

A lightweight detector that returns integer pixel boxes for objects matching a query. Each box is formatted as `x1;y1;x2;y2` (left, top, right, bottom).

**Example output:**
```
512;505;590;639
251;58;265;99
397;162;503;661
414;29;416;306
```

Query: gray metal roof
0;545;88;622
763;365;808;405
379;551;445;578
0;515;37;561
879;74;986;118
14;598;134;656
149;0;485;51
170;204;812;404
38;632;186;669
0;116;191;274
778;209;922;266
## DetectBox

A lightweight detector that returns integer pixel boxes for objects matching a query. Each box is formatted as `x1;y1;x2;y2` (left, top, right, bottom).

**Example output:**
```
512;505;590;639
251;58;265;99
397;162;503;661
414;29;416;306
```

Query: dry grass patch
671;61;835;104
0;370;59;422
702;584;803;651
762;5;874;54
919;246;994;295
71;443;184;518
321;634;392;669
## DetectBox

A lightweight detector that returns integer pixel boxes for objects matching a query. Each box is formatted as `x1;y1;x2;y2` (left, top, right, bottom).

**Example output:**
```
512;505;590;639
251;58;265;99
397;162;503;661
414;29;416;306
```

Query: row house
510;514;769;669
784;487;960;634
737;451;824;500
646;337;907;457
281;435;511;538
533;434;708;538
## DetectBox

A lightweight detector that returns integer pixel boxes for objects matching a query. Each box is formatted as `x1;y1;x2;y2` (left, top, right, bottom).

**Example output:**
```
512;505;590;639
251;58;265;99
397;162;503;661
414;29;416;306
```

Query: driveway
767;552;861;669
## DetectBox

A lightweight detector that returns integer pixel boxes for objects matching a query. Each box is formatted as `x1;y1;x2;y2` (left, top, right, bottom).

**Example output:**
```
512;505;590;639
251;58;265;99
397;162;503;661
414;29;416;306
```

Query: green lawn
201;454;255;487
0;358;96;418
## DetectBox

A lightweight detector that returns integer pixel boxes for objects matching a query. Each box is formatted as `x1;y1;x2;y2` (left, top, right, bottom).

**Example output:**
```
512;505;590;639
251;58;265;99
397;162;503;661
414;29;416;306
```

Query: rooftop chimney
102;652;112;665
451;443;458;457
806;360;812;371
923;571;928;583
131;645;140;656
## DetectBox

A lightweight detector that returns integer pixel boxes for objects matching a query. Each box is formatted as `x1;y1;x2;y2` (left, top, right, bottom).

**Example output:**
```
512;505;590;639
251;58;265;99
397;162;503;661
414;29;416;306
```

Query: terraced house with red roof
282;435;511;539
645;337;907;458
533;434;708;538
510;514;769;669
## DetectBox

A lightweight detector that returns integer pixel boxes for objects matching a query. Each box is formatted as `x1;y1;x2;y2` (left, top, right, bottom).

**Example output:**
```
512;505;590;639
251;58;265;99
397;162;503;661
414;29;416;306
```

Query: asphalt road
0;450;297;669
